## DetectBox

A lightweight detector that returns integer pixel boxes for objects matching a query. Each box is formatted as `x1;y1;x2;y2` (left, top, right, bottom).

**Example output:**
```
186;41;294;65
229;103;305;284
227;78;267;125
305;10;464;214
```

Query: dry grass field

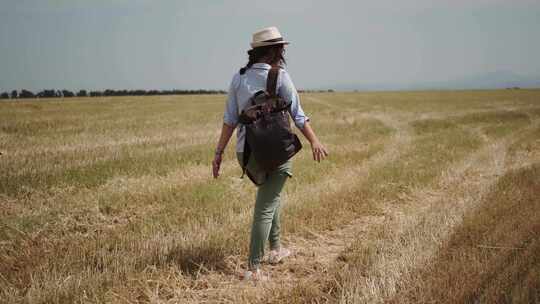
1;90;539;303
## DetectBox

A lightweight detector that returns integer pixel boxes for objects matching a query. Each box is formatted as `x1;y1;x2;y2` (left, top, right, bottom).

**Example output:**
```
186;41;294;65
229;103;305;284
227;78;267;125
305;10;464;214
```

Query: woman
212;26;328;281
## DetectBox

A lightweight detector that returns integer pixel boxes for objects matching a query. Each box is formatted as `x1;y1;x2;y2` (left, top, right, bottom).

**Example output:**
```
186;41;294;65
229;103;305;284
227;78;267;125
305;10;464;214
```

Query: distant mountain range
334;70;540;91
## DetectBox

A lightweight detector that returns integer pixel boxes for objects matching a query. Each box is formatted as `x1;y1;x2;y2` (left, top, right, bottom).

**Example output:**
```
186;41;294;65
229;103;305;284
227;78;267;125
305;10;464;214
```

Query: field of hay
1;90;539;303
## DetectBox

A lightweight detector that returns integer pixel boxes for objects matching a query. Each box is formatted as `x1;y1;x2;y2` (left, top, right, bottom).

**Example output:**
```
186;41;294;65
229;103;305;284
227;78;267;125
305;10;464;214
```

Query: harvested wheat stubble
1;91;540;303
170;109;418;303
336;119;540;304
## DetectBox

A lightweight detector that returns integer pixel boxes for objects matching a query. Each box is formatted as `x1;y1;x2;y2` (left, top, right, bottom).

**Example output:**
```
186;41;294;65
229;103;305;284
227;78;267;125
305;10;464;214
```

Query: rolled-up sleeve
223;73;240;127
278;70;309;130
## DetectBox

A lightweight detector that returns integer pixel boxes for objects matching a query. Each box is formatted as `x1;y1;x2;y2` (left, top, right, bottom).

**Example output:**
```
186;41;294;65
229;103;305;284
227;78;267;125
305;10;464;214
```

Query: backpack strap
266;66;280;97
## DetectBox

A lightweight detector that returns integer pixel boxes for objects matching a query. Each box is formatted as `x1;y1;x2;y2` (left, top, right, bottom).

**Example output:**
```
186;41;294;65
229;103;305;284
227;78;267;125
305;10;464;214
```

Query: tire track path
338;118;540;303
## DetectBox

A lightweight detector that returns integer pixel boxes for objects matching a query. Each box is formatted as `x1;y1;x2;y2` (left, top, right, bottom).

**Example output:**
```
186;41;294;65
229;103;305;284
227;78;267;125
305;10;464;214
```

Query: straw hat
250;26;290;49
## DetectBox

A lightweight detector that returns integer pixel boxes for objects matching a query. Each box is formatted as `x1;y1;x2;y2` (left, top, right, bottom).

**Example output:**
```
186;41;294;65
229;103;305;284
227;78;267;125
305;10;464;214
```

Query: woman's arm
277;70;328;162
213;73;239;178
299;121;328;162
212;123;235;178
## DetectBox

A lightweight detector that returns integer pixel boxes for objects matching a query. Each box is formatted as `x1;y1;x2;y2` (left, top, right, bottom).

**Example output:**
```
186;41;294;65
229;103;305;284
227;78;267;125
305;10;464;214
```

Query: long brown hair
239;44;286;75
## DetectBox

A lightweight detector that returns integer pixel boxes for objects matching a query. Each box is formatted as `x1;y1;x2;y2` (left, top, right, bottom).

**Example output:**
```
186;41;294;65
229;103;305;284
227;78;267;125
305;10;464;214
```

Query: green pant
237;152;292;269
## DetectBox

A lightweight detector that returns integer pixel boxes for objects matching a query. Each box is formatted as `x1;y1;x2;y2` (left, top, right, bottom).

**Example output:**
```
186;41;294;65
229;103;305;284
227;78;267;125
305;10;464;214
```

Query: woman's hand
299;121;328;163
311;140;328;162
212;153;223;178
212;123;235;179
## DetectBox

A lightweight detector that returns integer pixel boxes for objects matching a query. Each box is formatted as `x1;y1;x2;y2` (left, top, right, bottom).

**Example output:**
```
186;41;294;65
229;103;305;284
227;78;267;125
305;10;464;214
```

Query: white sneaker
242;268;269;282
268;247;291;265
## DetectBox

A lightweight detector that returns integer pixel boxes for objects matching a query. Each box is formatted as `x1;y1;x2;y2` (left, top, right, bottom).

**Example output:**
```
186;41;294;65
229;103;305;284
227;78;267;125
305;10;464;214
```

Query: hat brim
250;40;290;49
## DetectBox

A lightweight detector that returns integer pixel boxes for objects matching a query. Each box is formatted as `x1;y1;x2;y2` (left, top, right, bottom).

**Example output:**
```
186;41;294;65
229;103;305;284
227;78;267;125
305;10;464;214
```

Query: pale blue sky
1;0;539;91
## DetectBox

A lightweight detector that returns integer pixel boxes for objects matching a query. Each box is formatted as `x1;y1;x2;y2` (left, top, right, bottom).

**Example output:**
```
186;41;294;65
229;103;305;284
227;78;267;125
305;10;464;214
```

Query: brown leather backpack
238;66;302;185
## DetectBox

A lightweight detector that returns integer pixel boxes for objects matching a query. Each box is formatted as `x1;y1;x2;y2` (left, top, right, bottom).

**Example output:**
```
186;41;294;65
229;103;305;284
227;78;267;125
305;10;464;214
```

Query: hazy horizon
1;0;540;92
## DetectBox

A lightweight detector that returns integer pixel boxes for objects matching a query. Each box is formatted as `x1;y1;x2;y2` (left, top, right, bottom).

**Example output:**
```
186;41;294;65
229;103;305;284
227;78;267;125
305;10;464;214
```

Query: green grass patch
367;127;481;203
